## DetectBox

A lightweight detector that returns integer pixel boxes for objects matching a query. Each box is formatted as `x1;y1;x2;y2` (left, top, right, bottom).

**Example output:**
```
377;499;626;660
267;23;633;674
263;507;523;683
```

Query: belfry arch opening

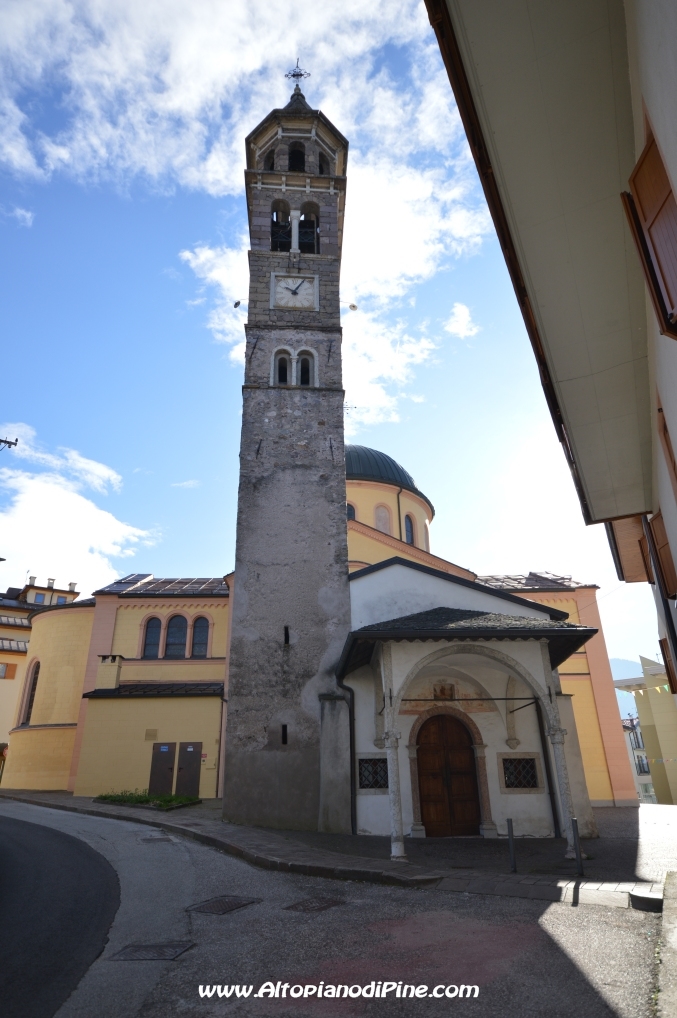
297;351;314;386
271;200;291;252
299;202;320;254
263;149;275;171
275;351;291;385
288;141;305;172
318;151;329;175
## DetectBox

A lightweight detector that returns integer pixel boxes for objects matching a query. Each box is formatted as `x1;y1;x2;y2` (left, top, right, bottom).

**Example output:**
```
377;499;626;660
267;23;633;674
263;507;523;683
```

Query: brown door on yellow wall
175;742;202;798
149;742;176;796
417;715;481;836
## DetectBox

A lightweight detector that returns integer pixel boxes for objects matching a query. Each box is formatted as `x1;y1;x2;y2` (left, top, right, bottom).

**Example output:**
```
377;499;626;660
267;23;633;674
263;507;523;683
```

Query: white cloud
179;237;249;359
0;205;34;226
0;425;152;597
444;302;480;339
171;479;199;488
3;423;122;492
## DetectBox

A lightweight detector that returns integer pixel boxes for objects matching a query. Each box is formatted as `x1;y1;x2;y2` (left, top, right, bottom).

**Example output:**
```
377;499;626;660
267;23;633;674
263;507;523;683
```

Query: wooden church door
417;715;481;836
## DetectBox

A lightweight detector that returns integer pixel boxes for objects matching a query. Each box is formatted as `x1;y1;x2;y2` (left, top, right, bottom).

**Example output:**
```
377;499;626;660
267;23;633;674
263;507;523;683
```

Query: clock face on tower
271;274;318;310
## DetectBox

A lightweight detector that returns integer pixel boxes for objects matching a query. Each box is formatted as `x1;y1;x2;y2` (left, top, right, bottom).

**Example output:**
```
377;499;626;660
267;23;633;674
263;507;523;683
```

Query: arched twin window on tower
273;349;317;387
270;200;319;254
142;615;210;659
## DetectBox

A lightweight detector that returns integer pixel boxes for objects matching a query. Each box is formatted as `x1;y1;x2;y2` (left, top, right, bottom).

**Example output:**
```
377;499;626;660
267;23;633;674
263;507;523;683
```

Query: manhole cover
188;895;262;915
285;897;344;913
114;942;195;961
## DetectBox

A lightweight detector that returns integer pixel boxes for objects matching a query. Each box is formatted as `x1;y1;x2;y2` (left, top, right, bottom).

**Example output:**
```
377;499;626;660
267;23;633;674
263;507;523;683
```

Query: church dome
345;445;434;515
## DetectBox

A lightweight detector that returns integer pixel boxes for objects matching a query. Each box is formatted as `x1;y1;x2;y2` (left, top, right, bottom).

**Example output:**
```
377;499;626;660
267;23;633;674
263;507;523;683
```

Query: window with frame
143;617;161;659
299;202;319;254
34;593;44;604
405;514;415;546
358;758;388;789
24;662;40;725
502;757;538;789
659;637;677;695
297;352;313;386
622;133;677;339
374;505;391;535
191;616;209;658
346;503;356;521
165;615;187;658
275;351;291;385
635;754;651;776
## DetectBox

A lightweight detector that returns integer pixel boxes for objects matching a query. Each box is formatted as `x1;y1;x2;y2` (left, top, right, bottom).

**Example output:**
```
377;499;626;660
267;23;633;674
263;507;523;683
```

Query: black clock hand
291;279;307;295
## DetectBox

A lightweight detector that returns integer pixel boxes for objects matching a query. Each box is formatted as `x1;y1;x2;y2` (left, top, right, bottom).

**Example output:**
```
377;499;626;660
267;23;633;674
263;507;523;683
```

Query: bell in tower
222;67;353;833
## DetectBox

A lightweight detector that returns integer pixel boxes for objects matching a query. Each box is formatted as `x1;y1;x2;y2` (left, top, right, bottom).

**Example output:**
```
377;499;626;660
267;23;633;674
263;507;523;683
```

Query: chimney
28;576;36;586
47;578;55;589
68;582;77;592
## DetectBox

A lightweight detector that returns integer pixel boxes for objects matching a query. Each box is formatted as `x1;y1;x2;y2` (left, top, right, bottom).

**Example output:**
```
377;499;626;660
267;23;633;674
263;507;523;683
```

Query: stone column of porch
379;643;407;861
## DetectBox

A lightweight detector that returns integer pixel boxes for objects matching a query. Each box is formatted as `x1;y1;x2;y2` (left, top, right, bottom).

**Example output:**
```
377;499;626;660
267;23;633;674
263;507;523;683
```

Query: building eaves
84;682;224;699
28;597;95;622
337;605;596;677
478;572;598;592
349;557;570;621
0;638;28;653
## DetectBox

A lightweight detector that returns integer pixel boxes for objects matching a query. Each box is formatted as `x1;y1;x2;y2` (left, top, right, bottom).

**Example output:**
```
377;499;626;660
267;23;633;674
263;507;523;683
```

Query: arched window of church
143;617;161;659
299;202;320;254
165;615;187;658
346;503;356;521
288;142;305;172
318;151;329;175
297;352;314;386
375;505;391;535
405;514;415;545
23;661;40;724
264;149;275;171
191;616;209;658
271;200;291;252
276;353;290;385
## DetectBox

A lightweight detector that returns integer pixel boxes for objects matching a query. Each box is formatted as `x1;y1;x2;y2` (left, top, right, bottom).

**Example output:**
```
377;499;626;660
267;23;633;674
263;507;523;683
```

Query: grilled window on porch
503;757;538;789
359;758;388;789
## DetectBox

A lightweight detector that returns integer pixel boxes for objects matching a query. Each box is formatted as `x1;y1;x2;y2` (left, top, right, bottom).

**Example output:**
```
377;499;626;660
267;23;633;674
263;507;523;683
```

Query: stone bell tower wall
223;89;352;832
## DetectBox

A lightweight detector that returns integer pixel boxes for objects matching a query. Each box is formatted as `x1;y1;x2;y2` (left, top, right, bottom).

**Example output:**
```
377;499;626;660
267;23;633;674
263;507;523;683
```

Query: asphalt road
0;801;661;1018
0;814;120;1018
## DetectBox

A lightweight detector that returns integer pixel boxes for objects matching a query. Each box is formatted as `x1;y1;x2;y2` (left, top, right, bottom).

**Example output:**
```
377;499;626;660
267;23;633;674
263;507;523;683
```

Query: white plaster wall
349;564;551;631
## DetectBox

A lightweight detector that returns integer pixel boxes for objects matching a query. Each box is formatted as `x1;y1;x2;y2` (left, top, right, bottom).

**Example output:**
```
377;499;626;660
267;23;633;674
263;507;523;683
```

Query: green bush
94;788;200;809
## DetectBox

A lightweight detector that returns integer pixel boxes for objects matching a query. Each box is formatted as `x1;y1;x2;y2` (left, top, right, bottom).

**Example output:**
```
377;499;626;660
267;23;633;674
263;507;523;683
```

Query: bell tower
222;72;352;832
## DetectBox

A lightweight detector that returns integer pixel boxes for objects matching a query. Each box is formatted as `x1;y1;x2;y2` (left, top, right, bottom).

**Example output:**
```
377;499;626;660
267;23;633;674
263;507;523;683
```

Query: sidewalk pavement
0;790;672;912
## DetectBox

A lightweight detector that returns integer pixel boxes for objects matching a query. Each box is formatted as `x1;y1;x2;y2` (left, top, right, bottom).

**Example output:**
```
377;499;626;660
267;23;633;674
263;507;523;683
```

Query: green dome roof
345;445;434;516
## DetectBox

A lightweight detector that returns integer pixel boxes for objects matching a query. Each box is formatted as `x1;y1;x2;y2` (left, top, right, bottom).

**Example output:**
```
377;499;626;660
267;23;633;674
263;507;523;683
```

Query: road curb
0;791;665;908
659;872;677;1017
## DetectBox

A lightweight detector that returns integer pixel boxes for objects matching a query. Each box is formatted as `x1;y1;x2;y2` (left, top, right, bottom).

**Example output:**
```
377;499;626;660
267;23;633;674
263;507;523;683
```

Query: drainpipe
336;670;357;835
396;486;403;541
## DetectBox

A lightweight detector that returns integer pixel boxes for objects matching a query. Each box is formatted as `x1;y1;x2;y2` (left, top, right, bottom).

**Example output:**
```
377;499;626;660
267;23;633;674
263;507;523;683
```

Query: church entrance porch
417;715;481;836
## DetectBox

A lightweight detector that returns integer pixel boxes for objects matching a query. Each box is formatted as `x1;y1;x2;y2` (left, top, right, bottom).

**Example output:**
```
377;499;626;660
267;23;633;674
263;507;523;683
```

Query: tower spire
285;58;310;95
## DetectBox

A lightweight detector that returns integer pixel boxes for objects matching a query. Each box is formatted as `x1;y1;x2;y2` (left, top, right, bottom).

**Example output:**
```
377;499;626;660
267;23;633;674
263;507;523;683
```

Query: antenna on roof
285;58;310;91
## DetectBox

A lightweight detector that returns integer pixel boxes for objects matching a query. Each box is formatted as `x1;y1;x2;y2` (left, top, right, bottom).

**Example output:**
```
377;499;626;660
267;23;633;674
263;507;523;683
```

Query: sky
0;0;661;671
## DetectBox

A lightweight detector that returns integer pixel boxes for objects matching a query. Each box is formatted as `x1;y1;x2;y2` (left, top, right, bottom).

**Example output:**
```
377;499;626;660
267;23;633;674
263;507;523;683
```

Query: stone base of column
409;823;426;839
480;821;498;839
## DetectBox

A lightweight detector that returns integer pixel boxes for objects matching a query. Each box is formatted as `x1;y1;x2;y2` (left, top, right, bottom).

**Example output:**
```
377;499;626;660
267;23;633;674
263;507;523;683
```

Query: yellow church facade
0;444;635;811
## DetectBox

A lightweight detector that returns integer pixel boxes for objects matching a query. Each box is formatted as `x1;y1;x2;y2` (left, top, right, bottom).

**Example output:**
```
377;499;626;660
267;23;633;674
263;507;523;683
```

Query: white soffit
446;0;652;521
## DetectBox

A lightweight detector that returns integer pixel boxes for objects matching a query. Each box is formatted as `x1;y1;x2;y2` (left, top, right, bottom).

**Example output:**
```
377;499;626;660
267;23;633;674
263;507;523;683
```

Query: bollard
571;817;584;877
507;818;516;873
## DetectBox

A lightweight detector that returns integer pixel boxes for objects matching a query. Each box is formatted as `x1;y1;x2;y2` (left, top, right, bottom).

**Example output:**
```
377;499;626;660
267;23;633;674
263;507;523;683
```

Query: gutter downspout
336;670;357;835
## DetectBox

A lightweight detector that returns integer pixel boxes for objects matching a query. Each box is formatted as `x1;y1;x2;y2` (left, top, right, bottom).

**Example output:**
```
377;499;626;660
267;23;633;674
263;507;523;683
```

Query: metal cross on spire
285;59;310;89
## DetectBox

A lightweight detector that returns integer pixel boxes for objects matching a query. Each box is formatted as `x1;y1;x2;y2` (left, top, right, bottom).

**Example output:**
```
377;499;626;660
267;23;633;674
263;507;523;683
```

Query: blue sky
0;0;660;673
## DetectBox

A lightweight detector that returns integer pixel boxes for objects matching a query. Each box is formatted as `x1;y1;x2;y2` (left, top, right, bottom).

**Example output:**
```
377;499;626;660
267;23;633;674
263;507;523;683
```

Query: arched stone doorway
417;714;481;836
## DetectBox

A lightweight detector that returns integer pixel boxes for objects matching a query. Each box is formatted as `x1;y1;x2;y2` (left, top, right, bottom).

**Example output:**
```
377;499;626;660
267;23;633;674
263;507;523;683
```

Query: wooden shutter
657;395;677;504
659;638;677;695
630;136;677;317
638;534;655;584
649;510;677;598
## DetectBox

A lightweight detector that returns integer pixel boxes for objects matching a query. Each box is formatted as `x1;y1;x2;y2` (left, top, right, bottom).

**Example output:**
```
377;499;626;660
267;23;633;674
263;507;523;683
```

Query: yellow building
0;578;79;753
2;575;230;798
2;445;634;808
614;657;677;805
